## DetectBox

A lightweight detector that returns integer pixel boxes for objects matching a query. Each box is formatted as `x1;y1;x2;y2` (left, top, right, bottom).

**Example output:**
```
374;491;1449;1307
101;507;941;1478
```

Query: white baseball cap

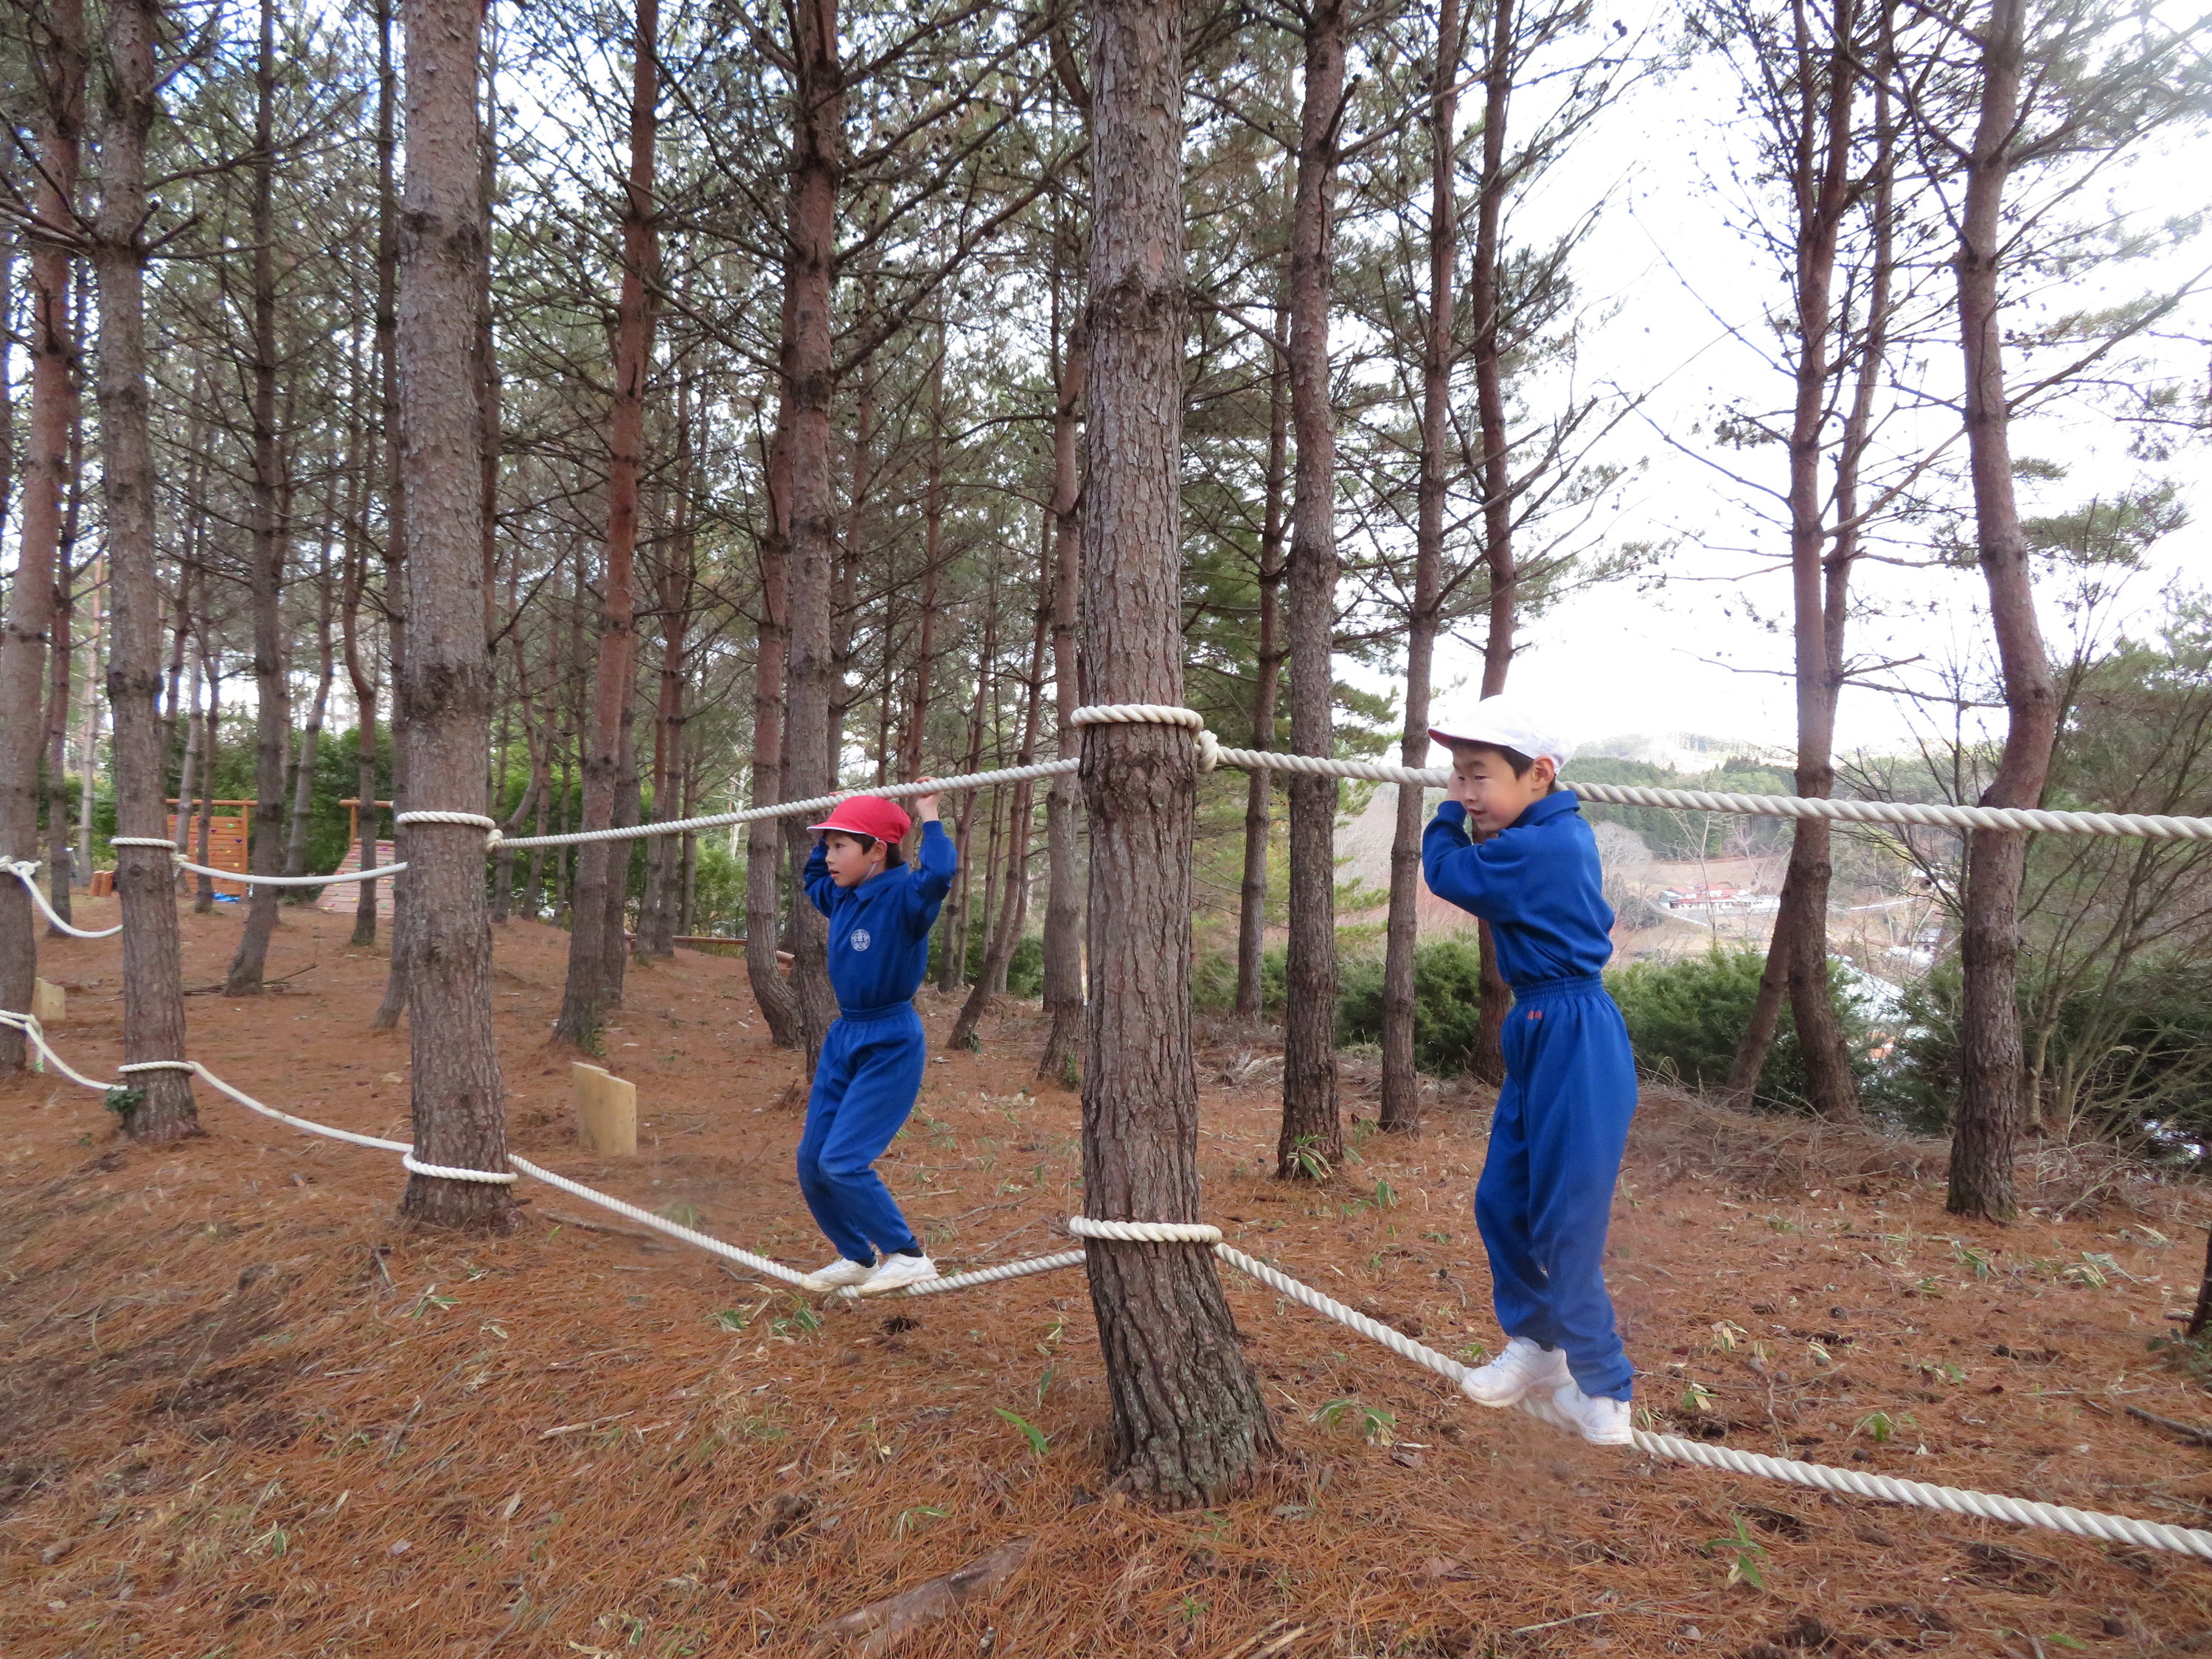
1428;695;1573;771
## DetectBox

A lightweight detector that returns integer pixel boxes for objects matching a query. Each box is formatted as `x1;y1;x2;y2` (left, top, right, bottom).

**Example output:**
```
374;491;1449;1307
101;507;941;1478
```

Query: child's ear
1529;757;1559;789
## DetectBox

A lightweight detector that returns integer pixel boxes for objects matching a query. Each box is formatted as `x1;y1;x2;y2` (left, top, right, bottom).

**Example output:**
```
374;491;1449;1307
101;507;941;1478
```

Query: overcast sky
1376;7;2211;767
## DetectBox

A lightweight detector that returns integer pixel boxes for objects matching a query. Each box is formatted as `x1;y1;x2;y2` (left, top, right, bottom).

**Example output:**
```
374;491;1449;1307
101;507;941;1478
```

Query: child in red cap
794;787;957;1295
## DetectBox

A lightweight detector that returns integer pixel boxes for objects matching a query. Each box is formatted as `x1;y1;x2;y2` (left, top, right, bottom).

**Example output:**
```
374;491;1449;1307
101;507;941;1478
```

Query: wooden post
32;979;63;1023
571;1062;637;1156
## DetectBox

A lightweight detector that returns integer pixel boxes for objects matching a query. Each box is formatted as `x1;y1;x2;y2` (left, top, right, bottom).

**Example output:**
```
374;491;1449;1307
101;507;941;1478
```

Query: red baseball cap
807;795;911;846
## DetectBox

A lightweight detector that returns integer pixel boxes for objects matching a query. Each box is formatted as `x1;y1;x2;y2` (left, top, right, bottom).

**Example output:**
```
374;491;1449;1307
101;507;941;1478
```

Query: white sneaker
1459;1336;1571;1408
855;1252;940;1297
799;1256;877;1293
1550;1380;1635;1446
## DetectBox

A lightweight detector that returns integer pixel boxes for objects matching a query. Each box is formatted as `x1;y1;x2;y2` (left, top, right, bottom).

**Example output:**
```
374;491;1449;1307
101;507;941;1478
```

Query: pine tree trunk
226;0;290;995
745;407;801;1045
369;0;410;1019
393;0;510;1227
776;0;843;1068
1948;0;2052;1222
1278;0;1346;1183
951;582;1048;1051
557;0;658;1044
1466;0;1520;1090
0;0;81;1071
1082;0;1278;1505
94;0;197;1139
283;537;335;888
43;543;74;928
1724;0;1863;1119
1379;0;1462;1135
1234;299;1288;1021
1037;295;1088;1080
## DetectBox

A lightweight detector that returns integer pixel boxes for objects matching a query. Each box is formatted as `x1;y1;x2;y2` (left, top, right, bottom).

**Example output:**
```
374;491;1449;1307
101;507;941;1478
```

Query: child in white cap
1422;695;1638;1444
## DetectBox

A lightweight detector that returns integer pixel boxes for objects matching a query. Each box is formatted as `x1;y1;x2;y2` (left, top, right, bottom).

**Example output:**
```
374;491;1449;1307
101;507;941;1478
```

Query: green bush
1335;939;1492;1075
1606;947;1875;1114
1192;943;1287;1018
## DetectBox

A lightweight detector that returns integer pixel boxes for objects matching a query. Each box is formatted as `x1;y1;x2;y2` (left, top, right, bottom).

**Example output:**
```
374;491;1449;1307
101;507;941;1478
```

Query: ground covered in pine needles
5;900;2212;1658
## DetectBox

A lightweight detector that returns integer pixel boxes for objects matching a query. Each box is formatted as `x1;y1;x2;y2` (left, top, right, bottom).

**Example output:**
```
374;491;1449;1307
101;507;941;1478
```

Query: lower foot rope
8;1008;2205;1560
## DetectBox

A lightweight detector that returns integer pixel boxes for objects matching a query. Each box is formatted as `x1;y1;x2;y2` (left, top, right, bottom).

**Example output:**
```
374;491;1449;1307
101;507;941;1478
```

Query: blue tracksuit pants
1475;975;1639;1401
796;1004;926;1264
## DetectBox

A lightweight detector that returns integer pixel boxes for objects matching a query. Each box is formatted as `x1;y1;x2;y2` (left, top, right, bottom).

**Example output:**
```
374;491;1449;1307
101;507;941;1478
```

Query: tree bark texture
1948;0;2053;1222
394;0;511;1227
1080;0;1278;1509
776;0;844;1067
1379;0;1462;1135
1723;0;1865;1120
1234;299;1289;1021
227;0;291;995
0;0;83;1070
1038;297;1088;1082
557;0;659;1043
1278;0;1347;1182
1466;0;1521;1089
94;0;197;1138
369;0;411;1021
745;402;801;1046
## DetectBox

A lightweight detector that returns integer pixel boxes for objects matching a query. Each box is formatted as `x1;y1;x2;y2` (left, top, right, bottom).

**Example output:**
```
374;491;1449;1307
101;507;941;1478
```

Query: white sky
1379;14;2212;766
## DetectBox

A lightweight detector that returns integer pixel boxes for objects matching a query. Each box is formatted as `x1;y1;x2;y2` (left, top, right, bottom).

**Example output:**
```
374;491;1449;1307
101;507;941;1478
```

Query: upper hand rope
6;1001;2208;1559
44;709;2196;897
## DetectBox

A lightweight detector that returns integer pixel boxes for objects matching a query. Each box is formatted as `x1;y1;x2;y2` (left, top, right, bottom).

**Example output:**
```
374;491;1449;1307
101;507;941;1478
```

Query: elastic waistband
1510;973;1607;1003
835;1000;917;1023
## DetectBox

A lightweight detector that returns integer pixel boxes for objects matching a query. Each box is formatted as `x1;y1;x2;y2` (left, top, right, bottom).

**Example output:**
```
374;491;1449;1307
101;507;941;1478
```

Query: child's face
823;832;888;888
1447;745;1556;833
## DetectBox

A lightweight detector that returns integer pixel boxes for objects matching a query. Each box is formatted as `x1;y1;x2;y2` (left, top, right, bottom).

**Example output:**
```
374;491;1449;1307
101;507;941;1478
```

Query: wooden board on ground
572;1062;637;1157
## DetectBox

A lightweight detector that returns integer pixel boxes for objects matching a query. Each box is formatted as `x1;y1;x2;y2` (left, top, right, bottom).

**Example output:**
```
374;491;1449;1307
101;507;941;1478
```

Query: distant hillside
1579;731;1792;773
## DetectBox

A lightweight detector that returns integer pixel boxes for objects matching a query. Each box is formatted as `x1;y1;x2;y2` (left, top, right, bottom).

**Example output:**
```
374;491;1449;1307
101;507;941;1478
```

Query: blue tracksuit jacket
1425;791;1639;1400
796;821;958;1262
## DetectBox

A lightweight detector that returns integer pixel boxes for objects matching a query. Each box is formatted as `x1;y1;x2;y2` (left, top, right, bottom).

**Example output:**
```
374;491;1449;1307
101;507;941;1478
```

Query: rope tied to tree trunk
400;1151;519;1185
1068;1215;1225;1243
108;837;178;849
116;1060;196;1074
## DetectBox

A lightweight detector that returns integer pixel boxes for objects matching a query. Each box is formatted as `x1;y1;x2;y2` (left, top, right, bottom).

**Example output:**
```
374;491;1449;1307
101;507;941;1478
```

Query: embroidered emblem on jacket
849;929;872;952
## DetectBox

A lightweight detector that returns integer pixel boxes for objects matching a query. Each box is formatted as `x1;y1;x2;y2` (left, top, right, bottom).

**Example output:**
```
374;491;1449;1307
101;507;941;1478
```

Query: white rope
3;859;123;937
1070;703;1206;731
171;859;409;888
498;758;1079;852
109;837;178;849
1565;781;2212;841
505;1154;810;1285
1070;1215;1224;1243
838;1248;1089;1300
402;1150;519;1185
1214;1242;1470;1388
0;1009;125;1090
1630;1430;2212;1558
395;810;498;830
117;1059;195;1074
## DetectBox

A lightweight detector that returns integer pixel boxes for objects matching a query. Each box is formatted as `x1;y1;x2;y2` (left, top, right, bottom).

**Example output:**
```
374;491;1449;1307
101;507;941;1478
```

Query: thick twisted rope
41;712;2200;902
10;1002;2207;1561
1629;1431;2212;1557
3;859;123;937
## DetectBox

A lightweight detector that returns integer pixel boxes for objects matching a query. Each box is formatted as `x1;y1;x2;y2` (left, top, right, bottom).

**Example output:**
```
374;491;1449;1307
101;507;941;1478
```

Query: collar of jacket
1509;790;1582;832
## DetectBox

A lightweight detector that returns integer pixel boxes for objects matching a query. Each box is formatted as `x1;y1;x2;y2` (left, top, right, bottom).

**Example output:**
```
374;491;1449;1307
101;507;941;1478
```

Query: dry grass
4;901;2212;1656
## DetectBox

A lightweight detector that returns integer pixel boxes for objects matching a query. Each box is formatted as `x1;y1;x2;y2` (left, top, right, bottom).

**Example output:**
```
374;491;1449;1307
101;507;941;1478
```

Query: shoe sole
855;1273;939;1297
